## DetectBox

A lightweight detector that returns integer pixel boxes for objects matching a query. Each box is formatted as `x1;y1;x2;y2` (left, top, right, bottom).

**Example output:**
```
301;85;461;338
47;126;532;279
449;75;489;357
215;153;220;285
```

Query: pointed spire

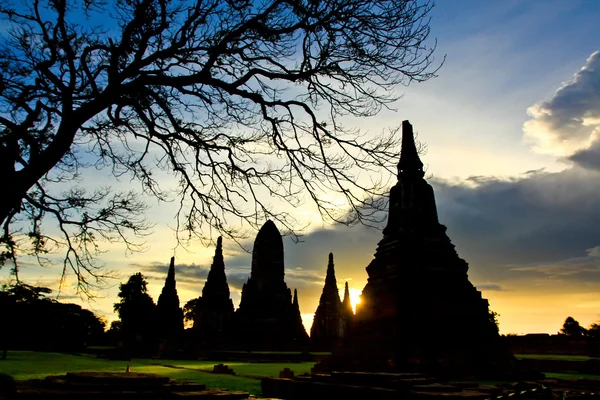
293;288;300;311
311;254;344;345
342;282;353;316
161;256;177;293
202;236;231;301
157;256;183;335
166;256;176;289
325;252;337;288
398;120;424;178
213;236;224;270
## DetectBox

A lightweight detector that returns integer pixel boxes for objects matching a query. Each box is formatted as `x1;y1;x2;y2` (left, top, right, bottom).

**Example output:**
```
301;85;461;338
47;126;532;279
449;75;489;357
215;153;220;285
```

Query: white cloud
523;51;600;157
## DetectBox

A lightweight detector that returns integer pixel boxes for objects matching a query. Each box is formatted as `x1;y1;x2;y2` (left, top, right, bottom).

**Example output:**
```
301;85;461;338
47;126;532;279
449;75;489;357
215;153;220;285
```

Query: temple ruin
310;253;345;348
192;237;235;340
325;120;518;378
156;256;183;337
235;220;309;348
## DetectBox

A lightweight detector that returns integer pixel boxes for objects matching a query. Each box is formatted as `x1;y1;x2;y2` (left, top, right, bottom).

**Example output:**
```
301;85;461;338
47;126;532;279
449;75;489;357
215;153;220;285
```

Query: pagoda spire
325;253;337;288
214;236;224;267
165;256;176;288
293;288;300;311
202;236;231;301
310;253;343;346
157;256;183;336
397;120;424;178
193;237;234;339
383;120;440;236
342;282;353;316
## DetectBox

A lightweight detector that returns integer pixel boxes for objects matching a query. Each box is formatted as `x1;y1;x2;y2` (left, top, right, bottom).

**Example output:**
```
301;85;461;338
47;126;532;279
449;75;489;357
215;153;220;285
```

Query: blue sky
4;0;600;335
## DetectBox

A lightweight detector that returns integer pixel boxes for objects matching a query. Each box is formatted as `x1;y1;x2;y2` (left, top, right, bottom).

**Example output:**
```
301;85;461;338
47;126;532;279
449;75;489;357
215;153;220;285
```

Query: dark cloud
277;166;600;290
569;141;600;171
432;167;600;274
473;284;506;292
510;246;600;280
523;50;600;157
55;294;83;300
131;261;210;283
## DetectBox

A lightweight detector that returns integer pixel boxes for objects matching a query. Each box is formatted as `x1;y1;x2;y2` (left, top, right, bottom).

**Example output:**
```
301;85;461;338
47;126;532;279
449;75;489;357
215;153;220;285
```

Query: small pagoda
156;257;183;338
311;253;344;348
192;237;235;340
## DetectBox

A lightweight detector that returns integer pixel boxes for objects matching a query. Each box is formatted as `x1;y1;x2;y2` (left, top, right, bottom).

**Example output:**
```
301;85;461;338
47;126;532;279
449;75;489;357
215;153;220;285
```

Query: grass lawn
544;372;600;380
515;354;597;361
0;351;316;395
150;359;314;378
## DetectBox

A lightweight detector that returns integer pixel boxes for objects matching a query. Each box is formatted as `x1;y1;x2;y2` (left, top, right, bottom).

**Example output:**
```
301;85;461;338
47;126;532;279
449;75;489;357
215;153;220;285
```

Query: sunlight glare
349;288;362;314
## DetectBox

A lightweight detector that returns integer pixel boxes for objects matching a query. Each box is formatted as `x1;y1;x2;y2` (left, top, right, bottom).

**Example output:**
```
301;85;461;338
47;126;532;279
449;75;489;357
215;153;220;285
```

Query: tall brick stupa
330;120;520;378
235;220;309;348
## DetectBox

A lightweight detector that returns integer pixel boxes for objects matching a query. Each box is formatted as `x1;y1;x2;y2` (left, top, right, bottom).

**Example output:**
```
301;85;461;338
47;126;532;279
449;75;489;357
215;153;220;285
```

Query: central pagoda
332;120;518;378
235;220;308;348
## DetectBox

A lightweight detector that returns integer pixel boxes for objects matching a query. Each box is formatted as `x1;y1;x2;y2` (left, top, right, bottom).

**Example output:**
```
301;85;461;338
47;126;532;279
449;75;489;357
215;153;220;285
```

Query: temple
328;120;518;378
235;220;309;348
310;253;344;348
192;237;234;340
156;257;184;337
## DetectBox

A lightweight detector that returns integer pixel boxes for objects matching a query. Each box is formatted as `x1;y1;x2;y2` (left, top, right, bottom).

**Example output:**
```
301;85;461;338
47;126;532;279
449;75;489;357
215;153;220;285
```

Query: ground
0;351;316;395
2;351;600;396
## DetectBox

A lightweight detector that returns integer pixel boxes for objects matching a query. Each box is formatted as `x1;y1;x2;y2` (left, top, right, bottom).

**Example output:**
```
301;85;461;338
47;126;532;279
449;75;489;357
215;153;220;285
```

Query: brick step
412;383;464;393
171;389;249;398
166;382;208;392
409;390;494;400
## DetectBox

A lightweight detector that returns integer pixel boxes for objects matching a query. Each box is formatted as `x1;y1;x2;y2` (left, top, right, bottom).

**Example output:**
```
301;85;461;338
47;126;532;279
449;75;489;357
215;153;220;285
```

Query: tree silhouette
488;309;500;333
560;316;587;337
0;0;441;293
587;322;600;339
0;283;105;358
114;273;156;354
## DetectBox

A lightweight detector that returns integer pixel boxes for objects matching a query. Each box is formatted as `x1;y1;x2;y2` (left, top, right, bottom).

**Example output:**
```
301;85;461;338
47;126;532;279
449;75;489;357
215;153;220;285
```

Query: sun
349;288;362;314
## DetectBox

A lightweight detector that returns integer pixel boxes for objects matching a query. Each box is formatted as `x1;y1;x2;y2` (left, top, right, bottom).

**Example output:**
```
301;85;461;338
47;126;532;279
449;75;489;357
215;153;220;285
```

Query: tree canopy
0;0;441;293
113;273;157;353
0;283;105;358
559;316;587;337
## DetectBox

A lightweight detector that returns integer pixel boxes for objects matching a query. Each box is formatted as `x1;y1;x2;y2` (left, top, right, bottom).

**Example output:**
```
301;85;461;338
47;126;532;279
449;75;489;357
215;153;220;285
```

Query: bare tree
0;0;441;293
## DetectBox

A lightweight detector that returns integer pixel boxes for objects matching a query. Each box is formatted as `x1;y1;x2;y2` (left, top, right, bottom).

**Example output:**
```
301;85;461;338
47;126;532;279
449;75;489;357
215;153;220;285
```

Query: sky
4;0;600;335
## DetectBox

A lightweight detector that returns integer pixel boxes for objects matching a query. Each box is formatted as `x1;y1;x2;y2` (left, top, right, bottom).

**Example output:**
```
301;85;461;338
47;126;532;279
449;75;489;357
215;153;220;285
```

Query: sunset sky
4;0;600;335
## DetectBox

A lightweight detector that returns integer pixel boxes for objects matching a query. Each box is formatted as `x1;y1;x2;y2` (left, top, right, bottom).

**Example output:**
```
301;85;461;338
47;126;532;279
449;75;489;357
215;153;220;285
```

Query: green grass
0;351;317;395
214;350;330;356
544;372;600;380
150;359;314;377
515;354;597;361
0;351;133;380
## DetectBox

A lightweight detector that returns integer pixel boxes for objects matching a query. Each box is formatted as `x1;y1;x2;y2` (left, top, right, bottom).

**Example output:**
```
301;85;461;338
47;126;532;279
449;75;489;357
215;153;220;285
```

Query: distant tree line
0;283;105;359
559;316;600;339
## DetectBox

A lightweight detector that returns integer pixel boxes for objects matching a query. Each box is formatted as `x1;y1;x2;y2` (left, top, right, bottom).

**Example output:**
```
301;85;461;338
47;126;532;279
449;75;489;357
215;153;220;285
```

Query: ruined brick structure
327;120;519;378
235;220;309;348
192;237;235;339
311;253;344;347
156;257;183;337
